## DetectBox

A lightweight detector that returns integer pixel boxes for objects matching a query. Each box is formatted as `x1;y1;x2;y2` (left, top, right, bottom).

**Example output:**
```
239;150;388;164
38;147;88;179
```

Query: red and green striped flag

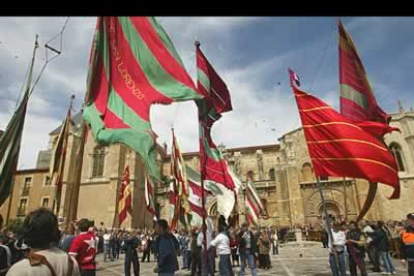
338;20;398;220
338;19;390;125
245;181;265;226
50;104;71;214
196;42;237;221
83;17;204;183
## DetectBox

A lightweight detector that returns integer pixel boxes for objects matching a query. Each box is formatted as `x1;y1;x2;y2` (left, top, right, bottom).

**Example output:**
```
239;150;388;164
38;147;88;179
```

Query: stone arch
207;198;218;217
303;187;356;218
317;201;341;221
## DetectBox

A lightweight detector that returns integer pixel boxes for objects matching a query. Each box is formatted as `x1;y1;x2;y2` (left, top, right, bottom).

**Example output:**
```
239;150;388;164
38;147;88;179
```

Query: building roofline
164;143;280;159
278;127;302;141
16;167;49;174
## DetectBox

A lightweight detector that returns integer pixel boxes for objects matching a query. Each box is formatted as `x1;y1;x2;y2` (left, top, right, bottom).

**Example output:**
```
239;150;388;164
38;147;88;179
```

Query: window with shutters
92;147;106;178
389;142;405;171
17;198;28;216
22;177;32;196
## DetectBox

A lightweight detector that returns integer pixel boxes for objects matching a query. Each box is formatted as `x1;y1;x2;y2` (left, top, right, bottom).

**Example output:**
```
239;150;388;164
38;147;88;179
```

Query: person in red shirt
69;219;97;276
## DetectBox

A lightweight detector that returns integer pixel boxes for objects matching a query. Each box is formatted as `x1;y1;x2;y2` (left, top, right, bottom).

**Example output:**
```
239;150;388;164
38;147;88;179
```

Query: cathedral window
389;142;405;171
91;146;106;178
269;168;276;181
301;162;313;182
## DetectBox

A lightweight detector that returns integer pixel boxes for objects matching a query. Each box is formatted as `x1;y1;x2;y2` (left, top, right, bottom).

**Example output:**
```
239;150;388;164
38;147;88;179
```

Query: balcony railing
17;207;26;217
21;186;30;196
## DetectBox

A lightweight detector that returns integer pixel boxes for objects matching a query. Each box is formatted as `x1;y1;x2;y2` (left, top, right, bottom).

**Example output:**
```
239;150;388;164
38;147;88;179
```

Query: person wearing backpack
6;208;80;276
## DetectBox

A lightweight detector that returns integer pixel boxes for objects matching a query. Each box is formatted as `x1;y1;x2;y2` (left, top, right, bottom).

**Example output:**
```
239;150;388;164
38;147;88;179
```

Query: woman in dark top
375;221;396;275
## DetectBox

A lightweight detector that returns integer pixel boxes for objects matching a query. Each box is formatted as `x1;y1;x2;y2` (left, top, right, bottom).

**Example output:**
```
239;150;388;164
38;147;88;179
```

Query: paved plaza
96;245;408;276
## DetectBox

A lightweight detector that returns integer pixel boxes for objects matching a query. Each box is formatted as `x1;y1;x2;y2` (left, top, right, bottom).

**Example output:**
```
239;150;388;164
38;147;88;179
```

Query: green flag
0;42;37;207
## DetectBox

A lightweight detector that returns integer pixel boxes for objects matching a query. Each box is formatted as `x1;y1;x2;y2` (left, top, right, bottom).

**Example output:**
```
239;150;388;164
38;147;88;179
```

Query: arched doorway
207;200;218;228
318;202;340;222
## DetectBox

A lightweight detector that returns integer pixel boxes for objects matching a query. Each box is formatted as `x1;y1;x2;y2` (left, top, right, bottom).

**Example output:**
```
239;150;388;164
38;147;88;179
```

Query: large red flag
290;72;399;199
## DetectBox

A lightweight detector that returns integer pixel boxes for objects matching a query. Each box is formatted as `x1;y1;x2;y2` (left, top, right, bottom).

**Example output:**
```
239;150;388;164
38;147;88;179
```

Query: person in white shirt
271;230;279;255
102;231;113;262
328;222;347;276
197;218;215;276
210;224;233;276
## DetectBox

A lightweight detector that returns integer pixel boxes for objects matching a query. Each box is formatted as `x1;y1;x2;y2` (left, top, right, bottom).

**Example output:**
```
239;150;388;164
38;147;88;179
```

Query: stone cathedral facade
1;105;414;229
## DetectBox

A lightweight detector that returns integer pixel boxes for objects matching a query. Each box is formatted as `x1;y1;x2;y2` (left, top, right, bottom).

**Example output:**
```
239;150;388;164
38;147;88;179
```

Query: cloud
0;17;412;169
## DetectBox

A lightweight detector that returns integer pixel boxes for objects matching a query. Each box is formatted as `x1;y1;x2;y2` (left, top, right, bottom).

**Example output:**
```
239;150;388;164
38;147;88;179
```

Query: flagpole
195;40;208;272
52;95;75;214
316;177;340;274
65;17;103;233
343;177;348;221
4;35;39;224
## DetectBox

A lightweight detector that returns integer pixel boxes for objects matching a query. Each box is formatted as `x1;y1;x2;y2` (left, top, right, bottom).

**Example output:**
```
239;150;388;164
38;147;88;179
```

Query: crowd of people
323;213;414;276
0;208;413;276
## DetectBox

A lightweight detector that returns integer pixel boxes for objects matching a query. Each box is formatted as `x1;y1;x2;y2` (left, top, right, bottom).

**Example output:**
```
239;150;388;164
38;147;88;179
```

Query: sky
0;17;413;169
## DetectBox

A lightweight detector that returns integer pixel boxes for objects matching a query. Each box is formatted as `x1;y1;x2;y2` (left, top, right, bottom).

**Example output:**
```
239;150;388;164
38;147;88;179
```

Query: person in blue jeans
237;222;257;276
211;224;234;276
328;222;347;276
123;231;140;276
179;230;190;269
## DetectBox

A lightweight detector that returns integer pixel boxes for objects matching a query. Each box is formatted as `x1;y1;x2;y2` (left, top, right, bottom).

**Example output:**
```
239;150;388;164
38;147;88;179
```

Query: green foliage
6;218;24;235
